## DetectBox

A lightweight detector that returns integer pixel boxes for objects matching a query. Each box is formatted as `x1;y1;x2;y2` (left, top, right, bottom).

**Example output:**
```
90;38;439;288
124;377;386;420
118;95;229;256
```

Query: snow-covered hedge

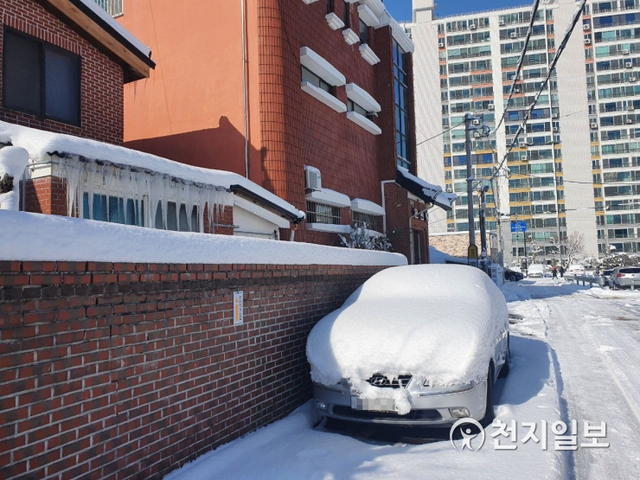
0;211;407;266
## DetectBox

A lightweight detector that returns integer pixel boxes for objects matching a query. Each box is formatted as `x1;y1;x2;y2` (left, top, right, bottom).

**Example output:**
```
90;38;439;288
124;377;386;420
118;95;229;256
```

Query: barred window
306;201;341;224
352;211;378;230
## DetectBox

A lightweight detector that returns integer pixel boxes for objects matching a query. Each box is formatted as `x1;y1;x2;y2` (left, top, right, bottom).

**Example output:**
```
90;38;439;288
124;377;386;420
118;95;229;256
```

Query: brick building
117;0;455;262
0;0;304;235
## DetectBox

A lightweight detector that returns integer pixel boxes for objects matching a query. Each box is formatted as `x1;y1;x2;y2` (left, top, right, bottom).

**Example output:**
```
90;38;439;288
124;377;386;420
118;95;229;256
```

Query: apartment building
411;0;640;264
113;0;454;261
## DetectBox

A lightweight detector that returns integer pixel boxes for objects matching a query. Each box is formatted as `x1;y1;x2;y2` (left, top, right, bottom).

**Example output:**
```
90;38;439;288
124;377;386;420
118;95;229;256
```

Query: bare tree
562;232;586;266
528;242;544;264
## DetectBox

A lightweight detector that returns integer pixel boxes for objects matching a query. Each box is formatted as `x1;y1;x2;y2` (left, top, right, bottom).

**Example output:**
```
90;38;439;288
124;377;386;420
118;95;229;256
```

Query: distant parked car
566;264;585;277
612;267;640;289
504;267;525;281
307;265;510;427
527;264;545;278
602;269;615;287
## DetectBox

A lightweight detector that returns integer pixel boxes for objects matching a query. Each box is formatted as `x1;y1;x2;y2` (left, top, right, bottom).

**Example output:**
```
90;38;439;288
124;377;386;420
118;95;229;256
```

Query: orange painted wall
118;0;263;183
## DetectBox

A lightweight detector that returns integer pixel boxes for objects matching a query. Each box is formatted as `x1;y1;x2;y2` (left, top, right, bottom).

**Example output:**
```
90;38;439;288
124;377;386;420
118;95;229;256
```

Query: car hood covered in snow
306;264;509;387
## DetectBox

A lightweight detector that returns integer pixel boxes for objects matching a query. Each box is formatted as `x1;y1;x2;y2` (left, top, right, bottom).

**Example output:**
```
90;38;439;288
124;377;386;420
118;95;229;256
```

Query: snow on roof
0;121;304;221
77;0;152;59
307;264;509;388
396;167;457;211
0;210;408;266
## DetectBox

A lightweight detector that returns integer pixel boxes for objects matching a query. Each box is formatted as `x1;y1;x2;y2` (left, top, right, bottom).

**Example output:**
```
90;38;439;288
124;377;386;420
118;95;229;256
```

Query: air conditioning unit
520;154;529;161
510;32;518;39
583;23;590;31
304;166;322;191
584;38;592;45
472;118;481;126
631;76;638;82
525;137;533;146
627;118;634;124
622;49;630;55
499;20;506;27
625;61;633;68
514;87;521;93
446;186;453;193
553;126;559;132
488;103;495;110
438;40;445;48
474;131;482;138
518;139;526;148
590;122;598;129
470;23;477;30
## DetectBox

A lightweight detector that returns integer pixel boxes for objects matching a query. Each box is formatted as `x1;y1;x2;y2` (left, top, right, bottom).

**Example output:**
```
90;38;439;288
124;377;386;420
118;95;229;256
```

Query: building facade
116;0;450;261
412;0;640;264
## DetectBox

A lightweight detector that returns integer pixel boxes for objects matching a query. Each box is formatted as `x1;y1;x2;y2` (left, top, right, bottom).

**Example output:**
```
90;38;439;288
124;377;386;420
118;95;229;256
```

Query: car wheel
480;364;495;427
499;335;510;378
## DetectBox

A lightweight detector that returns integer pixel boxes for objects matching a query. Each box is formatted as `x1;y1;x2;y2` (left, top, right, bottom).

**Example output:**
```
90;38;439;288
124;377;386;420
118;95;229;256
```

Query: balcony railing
93;0;123;17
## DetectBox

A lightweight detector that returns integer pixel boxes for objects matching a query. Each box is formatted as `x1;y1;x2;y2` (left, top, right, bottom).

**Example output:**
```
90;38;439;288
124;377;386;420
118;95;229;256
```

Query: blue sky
385;0;530;22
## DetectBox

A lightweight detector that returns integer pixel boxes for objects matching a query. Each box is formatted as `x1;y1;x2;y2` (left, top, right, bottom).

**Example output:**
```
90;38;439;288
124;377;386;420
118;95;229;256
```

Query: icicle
86;162;97;220
197;185;208;233
148;172;160;228
162;176;170;230
122;168;132;225
63;157;83;218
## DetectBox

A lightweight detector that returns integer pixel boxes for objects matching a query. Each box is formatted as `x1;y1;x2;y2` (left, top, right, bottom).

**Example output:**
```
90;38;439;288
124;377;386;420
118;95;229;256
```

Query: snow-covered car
566;264;585;277
527;264;545;278
306;265;510;427
612;267;640;289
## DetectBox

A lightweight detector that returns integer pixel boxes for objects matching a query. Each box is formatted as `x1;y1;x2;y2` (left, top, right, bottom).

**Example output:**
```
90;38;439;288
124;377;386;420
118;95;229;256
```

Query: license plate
351;396;396;412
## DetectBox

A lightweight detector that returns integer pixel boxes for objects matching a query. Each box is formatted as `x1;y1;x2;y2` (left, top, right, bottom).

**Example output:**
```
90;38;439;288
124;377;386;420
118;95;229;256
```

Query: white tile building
410;0;640;264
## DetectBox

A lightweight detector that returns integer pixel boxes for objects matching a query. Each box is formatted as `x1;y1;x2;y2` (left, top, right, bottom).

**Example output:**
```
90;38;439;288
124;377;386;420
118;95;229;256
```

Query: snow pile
306;264;509;390
0;121;304;220
0;147;28;211
428;245;466;264
0;210;407;266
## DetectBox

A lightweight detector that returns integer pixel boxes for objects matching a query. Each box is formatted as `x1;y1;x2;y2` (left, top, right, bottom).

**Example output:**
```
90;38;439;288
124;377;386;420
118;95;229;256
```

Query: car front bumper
312;380;488;426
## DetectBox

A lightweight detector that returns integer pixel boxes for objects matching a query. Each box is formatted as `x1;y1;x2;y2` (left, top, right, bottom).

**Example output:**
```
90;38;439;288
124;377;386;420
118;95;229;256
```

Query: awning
395;167;457;211
230;184;306;224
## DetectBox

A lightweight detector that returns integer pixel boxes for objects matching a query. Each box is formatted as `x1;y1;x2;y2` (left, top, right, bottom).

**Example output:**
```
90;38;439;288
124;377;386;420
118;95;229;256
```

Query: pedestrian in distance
552;266;558;279
558;265;565;278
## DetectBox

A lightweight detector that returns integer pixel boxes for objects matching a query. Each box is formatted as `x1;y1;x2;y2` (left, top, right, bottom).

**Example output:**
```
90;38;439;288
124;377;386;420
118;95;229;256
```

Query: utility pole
479;186;488;257
465;113;476;249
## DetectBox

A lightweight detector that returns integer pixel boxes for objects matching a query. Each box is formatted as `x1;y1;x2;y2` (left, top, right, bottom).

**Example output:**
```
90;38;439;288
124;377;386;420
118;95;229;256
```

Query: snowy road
164;279;640;480
504;279;640;480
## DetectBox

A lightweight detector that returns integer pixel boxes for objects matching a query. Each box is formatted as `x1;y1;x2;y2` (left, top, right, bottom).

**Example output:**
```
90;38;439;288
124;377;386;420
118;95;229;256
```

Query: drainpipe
241;0;249;178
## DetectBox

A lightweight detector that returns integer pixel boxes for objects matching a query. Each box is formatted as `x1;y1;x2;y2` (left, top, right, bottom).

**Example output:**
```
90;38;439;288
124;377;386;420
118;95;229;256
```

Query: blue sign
511;221;527;233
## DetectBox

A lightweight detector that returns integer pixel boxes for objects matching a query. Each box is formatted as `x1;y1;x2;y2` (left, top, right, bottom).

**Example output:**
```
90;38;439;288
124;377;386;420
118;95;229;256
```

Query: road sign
511;221;527;233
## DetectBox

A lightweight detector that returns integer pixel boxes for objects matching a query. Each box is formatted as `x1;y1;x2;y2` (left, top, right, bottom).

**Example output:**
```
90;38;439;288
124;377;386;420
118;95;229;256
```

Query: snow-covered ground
164;278;640;480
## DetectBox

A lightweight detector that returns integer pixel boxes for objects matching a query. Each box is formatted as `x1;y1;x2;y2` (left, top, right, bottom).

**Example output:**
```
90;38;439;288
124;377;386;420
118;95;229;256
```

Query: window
359;19;370;44
302;66;332;94
306;201;341;225
3;29;80;125
154;202;199;232
327;0;333;14
83;194;144;226
348;99;368;116
353;211;378;230
343;1;350;28
394;40;412;169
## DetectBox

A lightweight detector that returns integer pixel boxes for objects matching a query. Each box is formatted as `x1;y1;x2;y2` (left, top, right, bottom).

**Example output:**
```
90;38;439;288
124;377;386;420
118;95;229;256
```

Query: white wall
555;0;599;257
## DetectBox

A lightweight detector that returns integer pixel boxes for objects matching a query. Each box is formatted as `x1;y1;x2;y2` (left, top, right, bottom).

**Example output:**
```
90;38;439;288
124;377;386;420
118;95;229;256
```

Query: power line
493;0;542;136
416;120;466;148
489;0;588;184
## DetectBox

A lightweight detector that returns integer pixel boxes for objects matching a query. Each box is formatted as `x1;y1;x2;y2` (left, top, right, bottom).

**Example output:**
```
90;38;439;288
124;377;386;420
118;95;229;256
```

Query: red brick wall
21;177;67;215
0;260;386;479
0;0;125;145
258;0;408;245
